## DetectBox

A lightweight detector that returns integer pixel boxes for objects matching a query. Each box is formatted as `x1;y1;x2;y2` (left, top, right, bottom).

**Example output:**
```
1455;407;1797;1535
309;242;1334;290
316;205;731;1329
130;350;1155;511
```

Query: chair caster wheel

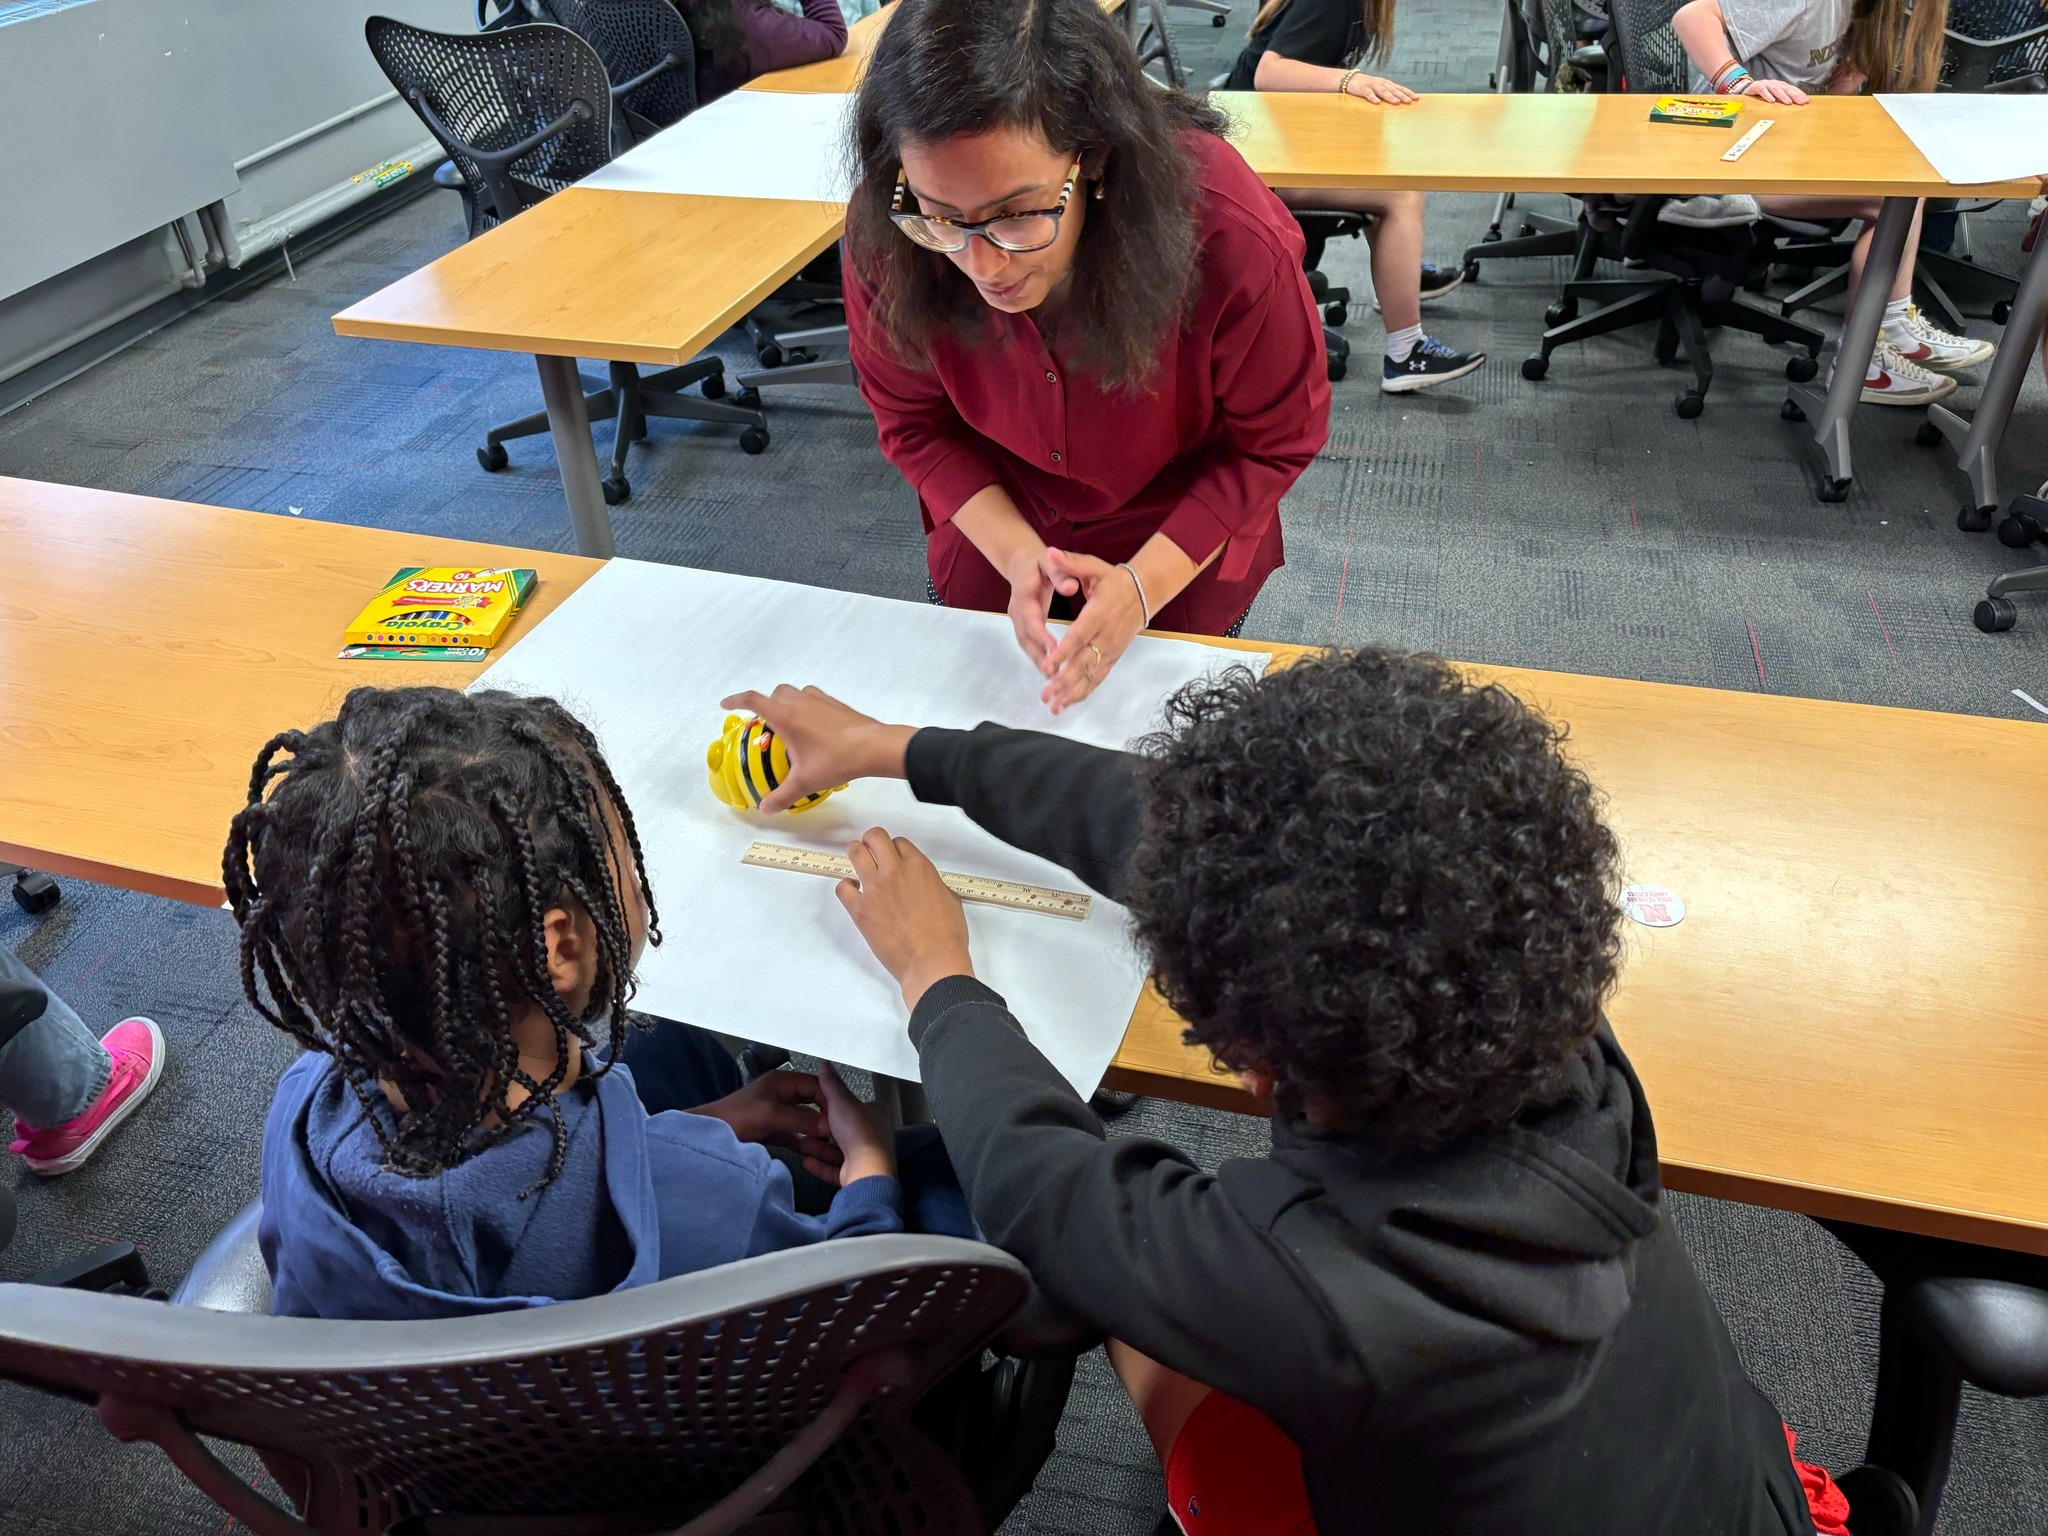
1212;11;1226;22
1780;399;1806;422
734;386;762;409
700;373;727;400
1992;299;2012;325
477;442;508;472
1543;301;1576;327
1784;355;1818;383
1462;258;1480;282
11;872;59;915
1327;357;1347;382
1915;420;1943;447
740;426;770;454
1324;302;1348;326
1817;477;1850;503
1975;596;2018;633
1521;355;1549;381
1674;392;1705;420
756;343;784;369
1835;1466;1918;1536
1998;513;2041;548
1957;503;1995;532
602;476;630;505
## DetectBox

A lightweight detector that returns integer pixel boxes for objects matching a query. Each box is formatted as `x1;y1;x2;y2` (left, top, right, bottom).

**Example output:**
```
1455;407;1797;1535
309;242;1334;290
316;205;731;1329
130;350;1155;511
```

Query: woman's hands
1001;539;1064;669
835;828;974;1012
718;685;913;814
1037;549;1145;714
815;1062;896;1186
690;1070;844;1181
1343;73;1417;104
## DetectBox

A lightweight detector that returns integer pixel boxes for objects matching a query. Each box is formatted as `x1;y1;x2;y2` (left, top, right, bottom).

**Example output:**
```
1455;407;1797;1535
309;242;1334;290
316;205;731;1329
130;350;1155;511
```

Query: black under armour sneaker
1382;335;1486;394
1372;264;1467;312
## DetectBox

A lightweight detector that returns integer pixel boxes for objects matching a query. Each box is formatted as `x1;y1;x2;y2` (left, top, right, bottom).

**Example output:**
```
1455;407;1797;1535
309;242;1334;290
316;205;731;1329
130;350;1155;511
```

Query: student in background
1;951;162;1177
1223;0;1486;393
673;0;846;103
726;660;1853;1536
1673;0;1995;406
230;686;966;1321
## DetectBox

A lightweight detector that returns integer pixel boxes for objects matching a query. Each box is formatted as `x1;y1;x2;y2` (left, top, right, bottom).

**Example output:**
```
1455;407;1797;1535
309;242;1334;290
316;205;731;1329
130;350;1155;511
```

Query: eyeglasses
888;160;1082;254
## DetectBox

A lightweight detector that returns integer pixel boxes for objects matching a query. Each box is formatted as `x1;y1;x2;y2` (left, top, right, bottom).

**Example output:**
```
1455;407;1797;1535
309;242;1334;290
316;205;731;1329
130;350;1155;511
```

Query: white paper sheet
1876;95;2048;186
578;91;856;202
474;561;1269;1095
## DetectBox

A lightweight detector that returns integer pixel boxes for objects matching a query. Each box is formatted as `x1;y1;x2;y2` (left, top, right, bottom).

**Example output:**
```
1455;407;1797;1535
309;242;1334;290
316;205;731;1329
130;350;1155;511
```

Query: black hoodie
903;724;1817;1536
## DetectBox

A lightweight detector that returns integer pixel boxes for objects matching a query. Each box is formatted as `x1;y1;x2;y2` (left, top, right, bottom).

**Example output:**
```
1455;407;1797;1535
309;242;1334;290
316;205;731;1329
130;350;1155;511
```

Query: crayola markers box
343;567;537;649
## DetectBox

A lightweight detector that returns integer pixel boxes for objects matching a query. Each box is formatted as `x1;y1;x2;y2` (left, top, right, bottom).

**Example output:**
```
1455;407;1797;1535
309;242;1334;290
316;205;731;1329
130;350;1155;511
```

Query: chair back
1536;0;1608;90
1941;0;2048;90
1604;0;1690;92
0;1235;1031;1536
535;0;699;141
366;16;615;238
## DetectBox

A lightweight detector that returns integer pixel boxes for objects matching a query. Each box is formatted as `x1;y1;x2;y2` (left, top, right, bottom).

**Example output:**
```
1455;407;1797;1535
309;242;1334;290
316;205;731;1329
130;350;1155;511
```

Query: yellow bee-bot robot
706;714;844;813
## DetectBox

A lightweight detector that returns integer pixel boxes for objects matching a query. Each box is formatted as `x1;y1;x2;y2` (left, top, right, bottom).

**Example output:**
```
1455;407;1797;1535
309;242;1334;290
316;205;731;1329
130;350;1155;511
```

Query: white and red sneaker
1858;341;1958;407
1885;305;1995;373
8;1017;165;1175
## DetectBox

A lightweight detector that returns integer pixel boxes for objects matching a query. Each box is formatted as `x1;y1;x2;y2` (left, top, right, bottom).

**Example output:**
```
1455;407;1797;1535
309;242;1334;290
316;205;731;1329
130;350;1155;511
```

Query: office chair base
1835;1464;1918;1536
7;868;59;915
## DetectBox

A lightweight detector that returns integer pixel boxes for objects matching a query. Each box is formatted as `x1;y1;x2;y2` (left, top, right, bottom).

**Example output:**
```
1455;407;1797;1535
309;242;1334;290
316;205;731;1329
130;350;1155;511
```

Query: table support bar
535;352;617;559
1927;222;2048;519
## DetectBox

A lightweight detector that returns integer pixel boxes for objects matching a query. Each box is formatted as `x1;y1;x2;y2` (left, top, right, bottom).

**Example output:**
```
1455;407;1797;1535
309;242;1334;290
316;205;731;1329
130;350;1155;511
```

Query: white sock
1386;324;1425;361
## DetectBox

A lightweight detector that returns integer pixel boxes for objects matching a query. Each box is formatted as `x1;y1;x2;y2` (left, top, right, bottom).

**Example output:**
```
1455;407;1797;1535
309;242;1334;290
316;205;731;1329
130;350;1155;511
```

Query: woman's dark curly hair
1126;648;1623;1151
223;686;659;1186
845;0;1228;391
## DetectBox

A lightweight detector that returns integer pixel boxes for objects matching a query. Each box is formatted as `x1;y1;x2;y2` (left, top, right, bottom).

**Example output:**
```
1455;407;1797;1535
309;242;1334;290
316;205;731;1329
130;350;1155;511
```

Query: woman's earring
1092;180;1105;201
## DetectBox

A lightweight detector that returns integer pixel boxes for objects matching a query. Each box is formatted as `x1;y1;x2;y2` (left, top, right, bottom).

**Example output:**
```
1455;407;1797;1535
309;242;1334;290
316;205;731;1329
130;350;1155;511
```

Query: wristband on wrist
1118;562;1153;625
1710;59;1753;93
1338;67;1360;97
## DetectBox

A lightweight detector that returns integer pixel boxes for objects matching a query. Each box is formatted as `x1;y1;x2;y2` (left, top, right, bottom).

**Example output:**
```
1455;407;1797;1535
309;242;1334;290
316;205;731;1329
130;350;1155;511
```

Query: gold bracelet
1338;68;1360;98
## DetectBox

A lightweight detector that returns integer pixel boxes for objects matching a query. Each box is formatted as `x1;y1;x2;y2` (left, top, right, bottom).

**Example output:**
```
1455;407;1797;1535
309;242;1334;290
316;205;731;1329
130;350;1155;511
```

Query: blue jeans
0;946;109;1128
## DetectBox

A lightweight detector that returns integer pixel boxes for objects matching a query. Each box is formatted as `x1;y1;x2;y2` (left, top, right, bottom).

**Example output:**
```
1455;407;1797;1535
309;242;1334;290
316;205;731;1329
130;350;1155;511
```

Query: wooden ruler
741;841;1093;922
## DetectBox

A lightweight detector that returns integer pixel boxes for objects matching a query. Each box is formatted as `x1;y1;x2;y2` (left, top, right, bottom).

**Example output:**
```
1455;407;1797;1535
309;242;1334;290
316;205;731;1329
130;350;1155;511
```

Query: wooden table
8;479;2046;1255
1214;91;2041;501
0;478;600;905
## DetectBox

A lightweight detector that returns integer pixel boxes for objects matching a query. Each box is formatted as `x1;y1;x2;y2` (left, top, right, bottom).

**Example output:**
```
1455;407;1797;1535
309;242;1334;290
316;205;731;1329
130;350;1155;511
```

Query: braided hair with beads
223;686;660;1187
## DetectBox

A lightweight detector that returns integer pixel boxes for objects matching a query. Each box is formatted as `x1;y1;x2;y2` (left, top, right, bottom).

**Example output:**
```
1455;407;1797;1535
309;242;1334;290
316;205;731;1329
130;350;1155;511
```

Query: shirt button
1045;370;1058;383
1050;450;1063;464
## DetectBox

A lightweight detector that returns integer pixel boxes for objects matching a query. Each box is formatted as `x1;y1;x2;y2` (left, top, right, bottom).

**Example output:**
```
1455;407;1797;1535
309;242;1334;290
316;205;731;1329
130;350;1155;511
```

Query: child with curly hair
229;685;964;1321
724;652;1849;1536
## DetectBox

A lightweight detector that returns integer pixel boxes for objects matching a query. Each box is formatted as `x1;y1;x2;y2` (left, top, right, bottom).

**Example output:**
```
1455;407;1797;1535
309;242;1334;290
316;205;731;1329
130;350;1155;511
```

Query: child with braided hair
230;685;959;1321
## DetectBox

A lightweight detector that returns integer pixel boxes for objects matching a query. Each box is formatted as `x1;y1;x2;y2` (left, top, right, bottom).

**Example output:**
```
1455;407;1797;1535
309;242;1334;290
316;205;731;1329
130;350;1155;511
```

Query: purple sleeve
738;0;848;78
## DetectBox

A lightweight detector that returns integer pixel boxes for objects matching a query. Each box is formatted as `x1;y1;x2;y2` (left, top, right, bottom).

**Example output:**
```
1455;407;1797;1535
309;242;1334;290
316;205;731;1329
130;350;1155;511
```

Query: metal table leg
535;352;617;559
1788;195;1918;502
1927;220;2048;530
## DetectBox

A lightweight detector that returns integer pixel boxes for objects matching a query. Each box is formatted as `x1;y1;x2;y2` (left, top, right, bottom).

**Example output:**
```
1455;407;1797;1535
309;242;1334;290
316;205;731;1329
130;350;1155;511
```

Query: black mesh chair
0;1208;1087;1536
1518;0;1825;417
367;16;769;507
1943;0;2048;90
1463;0;1609;276
532;0;697;154
1818;1221;2048;1536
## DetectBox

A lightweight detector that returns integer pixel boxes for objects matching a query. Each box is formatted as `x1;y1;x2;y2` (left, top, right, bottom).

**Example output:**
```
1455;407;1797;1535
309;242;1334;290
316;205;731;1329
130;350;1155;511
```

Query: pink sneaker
8;1017;165;1176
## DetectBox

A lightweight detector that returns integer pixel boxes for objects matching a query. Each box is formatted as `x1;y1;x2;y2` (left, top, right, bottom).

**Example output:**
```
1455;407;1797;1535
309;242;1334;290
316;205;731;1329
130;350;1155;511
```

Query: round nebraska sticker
1622;884;1686;928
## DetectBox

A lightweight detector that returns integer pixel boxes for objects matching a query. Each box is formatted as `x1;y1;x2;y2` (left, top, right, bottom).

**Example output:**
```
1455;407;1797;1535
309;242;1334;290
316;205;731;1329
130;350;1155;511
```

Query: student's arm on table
1253;47;1415;102
717;687;1145;898
1248;0;1414;102
1671;0;1810;102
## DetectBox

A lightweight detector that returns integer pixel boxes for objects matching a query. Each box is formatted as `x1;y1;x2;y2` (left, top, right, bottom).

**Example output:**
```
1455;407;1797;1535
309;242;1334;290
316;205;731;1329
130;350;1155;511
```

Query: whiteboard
473;561;1269;1095
577;90;856;203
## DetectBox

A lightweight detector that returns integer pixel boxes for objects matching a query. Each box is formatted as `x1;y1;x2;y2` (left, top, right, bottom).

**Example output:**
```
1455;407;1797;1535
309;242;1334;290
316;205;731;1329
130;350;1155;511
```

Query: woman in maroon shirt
843;0;1329;711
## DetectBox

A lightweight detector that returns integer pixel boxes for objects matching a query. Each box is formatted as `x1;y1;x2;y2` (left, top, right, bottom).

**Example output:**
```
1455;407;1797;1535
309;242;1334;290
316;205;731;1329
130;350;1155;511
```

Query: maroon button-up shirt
845;130;1330;610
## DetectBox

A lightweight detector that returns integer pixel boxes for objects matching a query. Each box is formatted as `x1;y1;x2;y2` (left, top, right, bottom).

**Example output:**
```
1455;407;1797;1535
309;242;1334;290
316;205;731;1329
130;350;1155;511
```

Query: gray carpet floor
3;3;2046;1532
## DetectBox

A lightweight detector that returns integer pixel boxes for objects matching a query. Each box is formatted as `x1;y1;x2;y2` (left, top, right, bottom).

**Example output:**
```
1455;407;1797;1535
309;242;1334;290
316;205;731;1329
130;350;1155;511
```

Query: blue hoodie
259;1051;903;1320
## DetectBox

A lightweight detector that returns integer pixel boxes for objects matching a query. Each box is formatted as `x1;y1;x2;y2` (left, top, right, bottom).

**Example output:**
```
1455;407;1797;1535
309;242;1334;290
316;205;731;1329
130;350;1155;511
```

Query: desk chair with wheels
0;1203;1089;1536
1462;0;1608;278
1819;1221;2048;1536
1518;0;1825;416
532;0;698;155
367;16;769;509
